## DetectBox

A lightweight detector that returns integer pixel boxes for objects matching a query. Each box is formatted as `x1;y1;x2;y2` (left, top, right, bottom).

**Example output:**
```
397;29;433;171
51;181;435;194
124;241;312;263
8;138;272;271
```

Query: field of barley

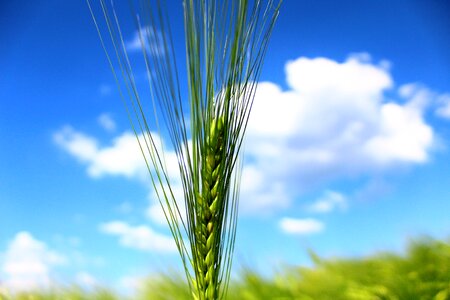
2;237;449;300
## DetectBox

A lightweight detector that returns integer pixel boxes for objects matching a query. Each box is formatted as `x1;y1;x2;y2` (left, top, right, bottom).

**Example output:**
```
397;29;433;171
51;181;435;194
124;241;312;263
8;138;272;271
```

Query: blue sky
1;0;450;294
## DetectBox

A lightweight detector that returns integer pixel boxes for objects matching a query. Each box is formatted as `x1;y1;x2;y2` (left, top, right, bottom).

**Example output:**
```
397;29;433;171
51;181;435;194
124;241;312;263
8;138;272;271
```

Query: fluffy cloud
0;232;66;292
126;27;165;57
307;190;347;214
240;164;291;212
55;54;443;217
53;122;182;183
54;121;188;228
98;113;116;132
435;94;450;119
54;126;148;179
126;29;145;52
241;54;435;213
99;221;176;252
279;217;324;235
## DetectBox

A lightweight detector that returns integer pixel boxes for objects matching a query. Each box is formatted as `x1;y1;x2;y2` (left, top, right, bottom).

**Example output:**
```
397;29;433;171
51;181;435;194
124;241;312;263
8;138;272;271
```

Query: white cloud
398;83;432;111
286;54;392;99
98;113;116;132
53;125;181;183
55;53;444;217
241;53;435;213
54;126;148;180
307;190;347;214
54;126;98;162
363;102;431;164
126;29;147;52
435;94;450;119
279;217;324;235
0;232;66;292
240;164;290;213
99;221;176;252
54;125;187;226
126;27;165;57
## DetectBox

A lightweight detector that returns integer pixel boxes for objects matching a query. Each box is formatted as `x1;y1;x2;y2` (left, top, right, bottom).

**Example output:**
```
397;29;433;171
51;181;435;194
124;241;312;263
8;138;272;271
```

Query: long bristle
86;0;281;298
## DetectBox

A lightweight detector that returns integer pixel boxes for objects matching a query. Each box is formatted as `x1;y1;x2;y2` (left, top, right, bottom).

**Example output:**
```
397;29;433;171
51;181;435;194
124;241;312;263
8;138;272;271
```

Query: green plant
138;237;450;299
87;0;281;299
1;287;119;300
4;237;450;299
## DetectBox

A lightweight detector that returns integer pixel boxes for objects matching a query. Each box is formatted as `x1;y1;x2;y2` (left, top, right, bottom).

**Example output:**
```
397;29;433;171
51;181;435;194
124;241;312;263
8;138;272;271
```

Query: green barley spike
87;0;281;299
194;115;225;299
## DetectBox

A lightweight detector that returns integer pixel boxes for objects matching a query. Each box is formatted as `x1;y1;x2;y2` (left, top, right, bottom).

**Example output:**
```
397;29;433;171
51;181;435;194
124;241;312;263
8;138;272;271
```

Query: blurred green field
2;237;449;299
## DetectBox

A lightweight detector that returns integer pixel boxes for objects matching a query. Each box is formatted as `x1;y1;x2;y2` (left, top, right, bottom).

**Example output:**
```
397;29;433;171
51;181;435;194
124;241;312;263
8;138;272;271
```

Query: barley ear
86;0;281;299
193;115;225;299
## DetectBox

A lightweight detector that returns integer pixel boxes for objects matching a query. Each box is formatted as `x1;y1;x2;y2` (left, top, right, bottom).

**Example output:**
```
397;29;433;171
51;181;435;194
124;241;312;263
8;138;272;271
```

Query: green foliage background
2;237;449;299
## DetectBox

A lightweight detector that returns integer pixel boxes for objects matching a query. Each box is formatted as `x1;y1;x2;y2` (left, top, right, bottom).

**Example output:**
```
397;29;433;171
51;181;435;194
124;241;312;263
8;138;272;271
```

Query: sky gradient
1;0;450;294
